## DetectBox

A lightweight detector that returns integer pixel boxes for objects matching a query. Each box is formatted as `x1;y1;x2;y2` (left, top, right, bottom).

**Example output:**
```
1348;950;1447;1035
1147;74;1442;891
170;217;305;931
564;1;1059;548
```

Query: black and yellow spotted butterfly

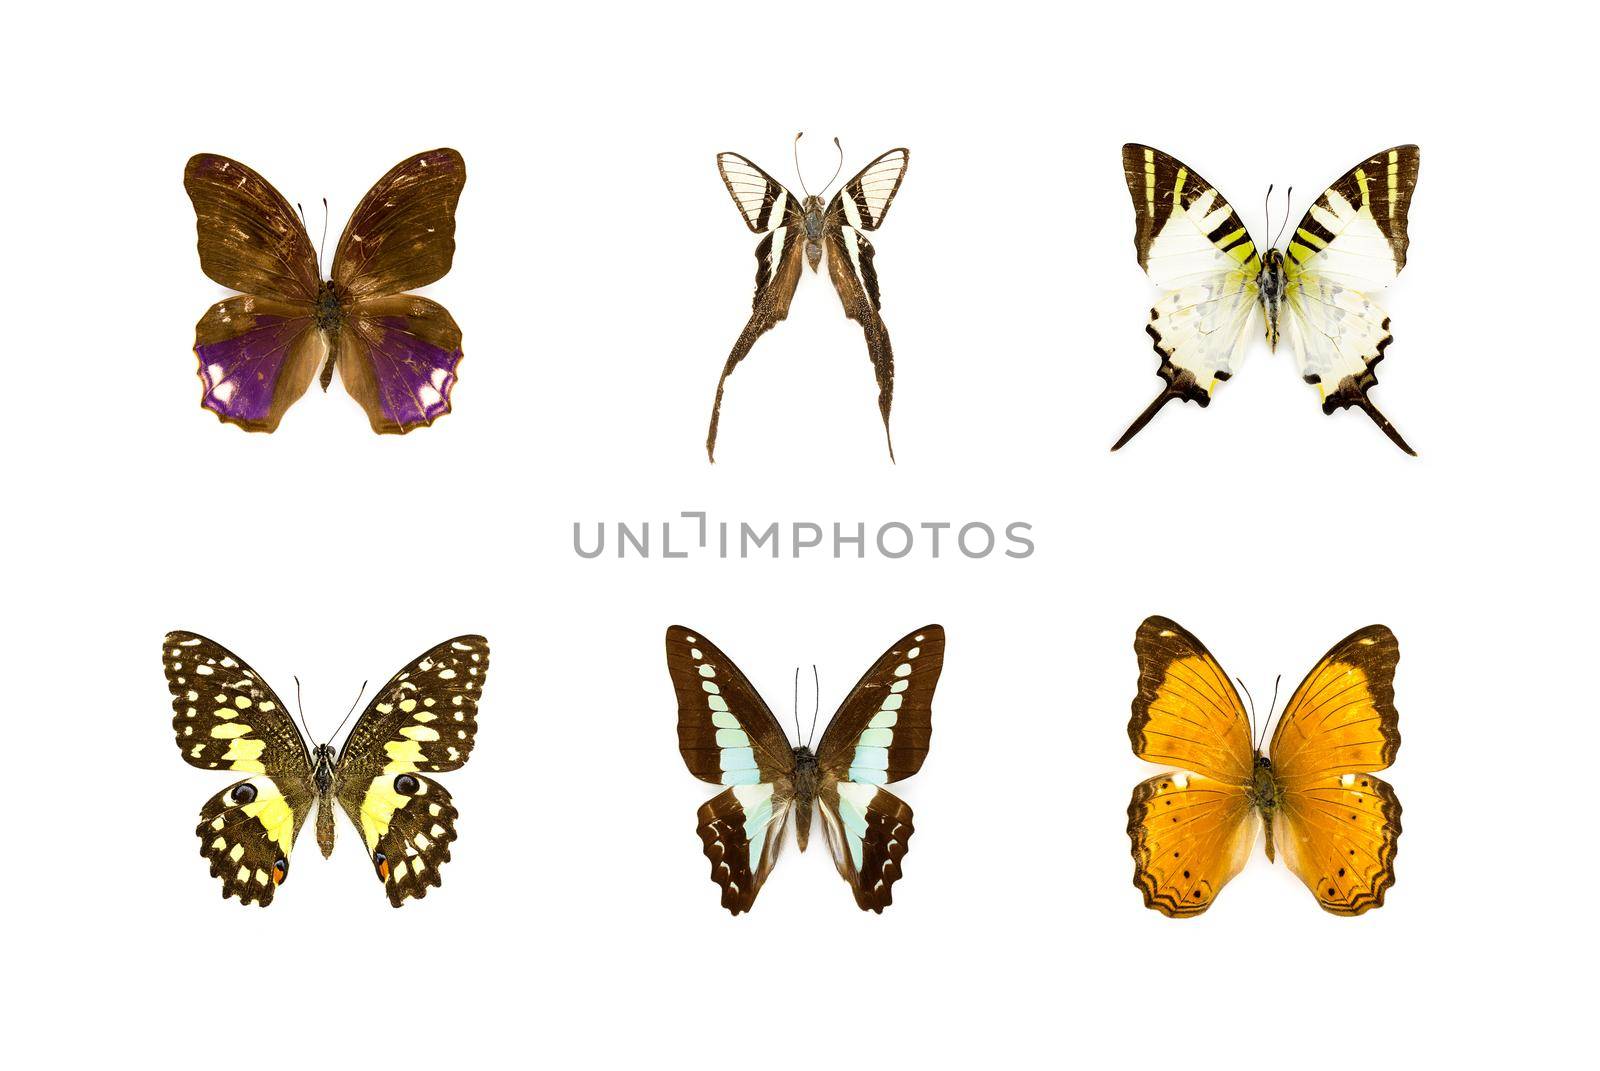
163;632;489;907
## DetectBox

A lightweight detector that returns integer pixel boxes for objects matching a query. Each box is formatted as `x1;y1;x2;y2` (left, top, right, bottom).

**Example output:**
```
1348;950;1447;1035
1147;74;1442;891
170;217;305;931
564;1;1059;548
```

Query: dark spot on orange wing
1328;887;1337;897
1182;870;1190;879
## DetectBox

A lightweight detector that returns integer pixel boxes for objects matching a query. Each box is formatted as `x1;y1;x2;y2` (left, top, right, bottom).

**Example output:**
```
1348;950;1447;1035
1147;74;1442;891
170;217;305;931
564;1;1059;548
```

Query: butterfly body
164;632;489;907
1126;617;1402;916
1116;144;1420;454
1257;249;1287;349
708;143;910;460
184;149;467;434
1249;754;1280;860
669;624;943;913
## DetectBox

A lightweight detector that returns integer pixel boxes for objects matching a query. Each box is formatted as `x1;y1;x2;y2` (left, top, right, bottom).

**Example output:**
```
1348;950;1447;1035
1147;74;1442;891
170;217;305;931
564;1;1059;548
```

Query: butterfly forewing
667;626;797;784
1128;617;1255;784
331;148;466;297
816;625;943;784
335;636;490;775
184;154;321;302
1268;625;1402;914
164;632;311;776
828;148;909;232
164;632;315;906
1285;146;1419;290
716;153;798;233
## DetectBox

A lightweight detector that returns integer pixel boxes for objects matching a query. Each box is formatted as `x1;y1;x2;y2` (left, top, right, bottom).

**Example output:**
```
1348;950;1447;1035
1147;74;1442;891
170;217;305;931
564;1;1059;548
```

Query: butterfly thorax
1249;753;1281;862
801;196;827;272
1257;249;1287;350
313;280;347;333
792;745;820;851
312;743;338;857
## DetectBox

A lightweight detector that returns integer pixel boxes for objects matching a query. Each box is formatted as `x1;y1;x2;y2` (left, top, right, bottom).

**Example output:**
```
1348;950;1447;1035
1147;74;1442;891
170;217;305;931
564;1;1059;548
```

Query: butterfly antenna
793;131;811;197
1235;676;1258;749
318;197;330;278
1272;187;1293;249
805;665;821;748
1260;673;1283;751
292;675;315;743
822;137;844;195
792;666;803;742
328;680;368;746
1261;184;1274;251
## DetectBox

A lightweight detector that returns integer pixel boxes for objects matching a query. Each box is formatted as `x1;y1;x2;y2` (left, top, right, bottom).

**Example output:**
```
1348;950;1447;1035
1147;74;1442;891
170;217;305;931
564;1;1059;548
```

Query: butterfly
667;624;943;913
1126;616;1402;916
1116;145;1420;454
183;149;467;434
708;135;910;462
163;632;489;907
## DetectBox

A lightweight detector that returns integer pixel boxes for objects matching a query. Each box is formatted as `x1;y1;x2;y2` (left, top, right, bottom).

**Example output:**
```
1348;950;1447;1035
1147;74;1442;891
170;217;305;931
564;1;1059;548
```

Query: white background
6;1;1594;1065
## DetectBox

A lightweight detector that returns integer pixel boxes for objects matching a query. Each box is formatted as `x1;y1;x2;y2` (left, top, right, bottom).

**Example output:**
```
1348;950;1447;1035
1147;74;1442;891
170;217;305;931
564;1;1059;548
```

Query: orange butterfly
1125;616;1402;916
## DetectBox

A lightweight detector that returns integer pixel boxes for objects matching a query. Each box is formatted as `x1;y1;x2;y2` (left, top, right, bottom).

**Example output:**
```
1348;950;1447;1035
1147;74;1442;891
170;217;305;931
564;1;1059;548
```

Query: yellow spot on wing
222;737;266;772
384;739;424;771
359;775;411;851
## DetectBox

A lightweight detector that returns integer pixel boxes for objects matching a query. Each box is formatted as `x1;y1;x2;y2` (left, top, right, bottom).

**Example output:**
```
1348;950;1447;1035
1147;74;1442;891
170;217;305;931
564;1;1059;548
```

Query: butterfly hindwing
696;785;794;914
1127;771;1255;917
191;297;323;432
818;782;915;913
334;295;464;433
1269;625;1402;913
196;776;308;907
336;770;461;907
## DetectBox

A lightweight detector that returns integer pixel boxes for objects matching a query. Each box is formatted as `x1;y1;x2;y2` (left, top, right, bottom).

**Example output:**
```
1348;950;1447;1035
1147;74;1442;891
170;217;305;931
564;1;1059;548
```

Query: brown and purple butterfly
183;149;467;433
